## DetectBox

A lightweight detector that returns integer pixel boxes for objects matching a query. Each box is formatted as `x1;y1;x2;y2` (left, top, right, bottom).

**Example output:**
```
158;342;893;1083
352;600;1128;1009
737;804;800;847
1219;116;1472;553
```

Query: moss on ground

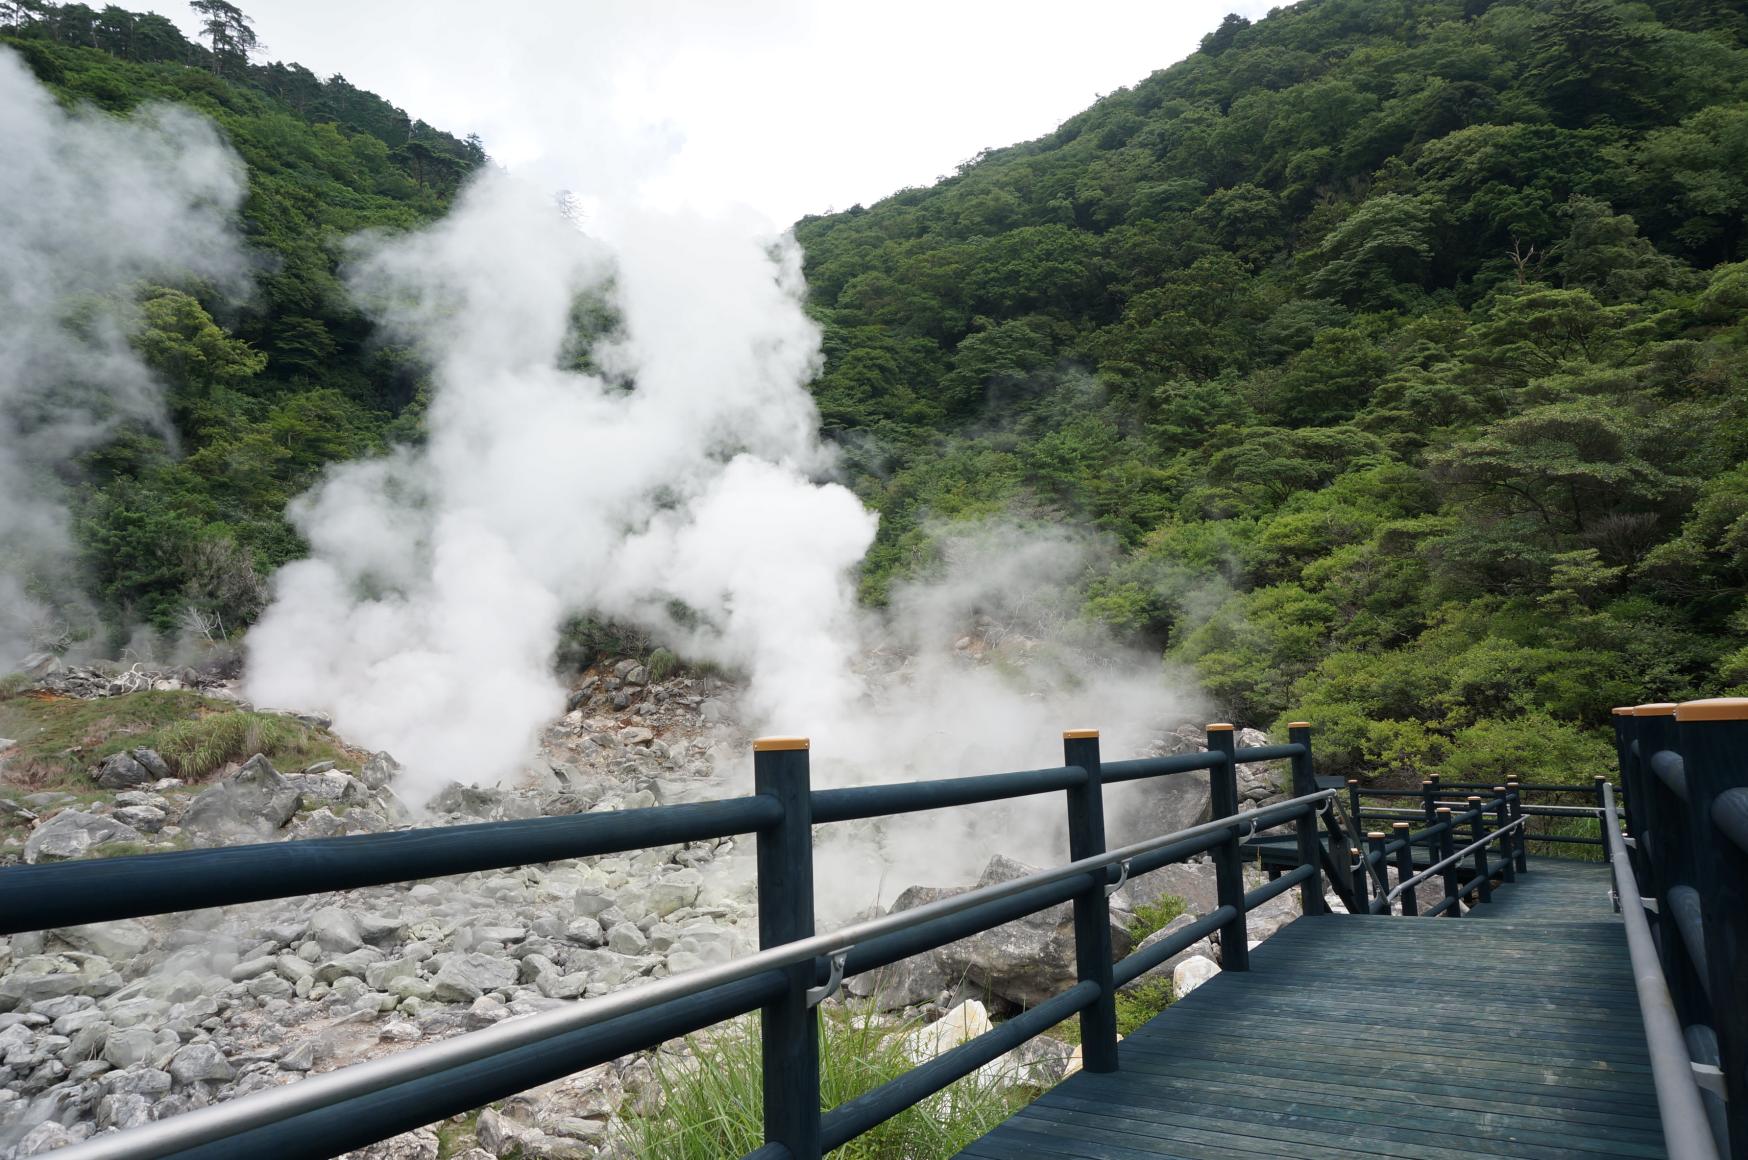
0;686;347;790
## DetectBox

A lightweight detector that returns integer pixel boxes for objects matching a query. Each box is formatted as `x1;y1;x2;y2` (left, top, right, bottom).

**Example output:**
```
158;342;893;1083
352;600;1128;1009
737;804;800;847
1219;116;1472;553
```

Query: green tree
188;0;256;75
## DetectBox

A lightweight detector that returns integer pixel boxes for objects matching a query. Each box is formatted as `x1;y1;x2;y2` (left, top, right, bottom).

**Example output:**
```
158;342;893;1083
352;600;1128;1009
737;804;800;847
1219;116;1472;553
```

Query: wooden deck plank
954;857;1664;1159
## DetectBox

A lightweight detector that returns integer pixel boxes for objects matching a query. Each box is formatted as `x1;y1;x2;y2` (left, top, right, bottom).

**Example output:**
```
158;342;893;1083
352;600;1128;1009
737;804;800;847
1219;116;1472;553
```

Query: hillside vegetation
2;5;482;637
795;0;1748;780
9;0;1748;783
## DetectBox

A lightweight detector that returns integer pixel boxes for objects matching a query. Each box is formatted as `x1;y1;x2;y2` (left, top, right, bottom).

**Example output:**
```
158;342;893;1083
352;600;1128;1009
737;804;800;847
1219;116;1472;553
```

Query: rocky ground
0;660;1322;1158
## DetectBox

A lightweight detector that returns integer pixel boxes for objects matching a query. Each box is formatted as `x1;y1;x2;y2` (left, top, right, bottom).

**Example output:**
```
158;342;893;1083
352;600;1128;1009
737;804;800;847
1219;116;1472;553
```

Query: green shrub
1116;978;1176;1035
1127;894;1188;943
646;647;680;682
620;1009;1027;1158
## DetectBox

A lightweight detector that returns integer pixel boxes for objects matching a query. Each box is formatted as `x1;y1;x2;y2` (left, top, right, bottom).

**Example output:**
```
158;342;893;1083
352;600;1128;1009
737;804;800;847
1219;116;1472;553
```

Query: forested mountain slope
797;0;1748;779
10;0;1748;784
2;5;482;635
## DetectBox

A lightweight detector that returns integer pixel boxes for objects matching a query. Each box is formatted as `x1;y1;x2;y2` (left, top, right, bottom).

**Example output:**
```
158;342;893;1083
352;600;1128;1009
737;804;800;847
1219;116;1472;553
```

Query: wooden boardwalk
958;858;1666;1159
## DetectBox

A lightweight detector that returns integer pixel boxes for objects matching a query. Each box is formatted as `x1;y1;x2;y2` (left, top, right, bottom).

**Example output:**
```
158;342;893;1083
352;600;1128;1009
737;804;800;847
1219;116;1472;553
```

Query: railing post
1063;729;1118;1071
1674;699;1748;1157
1594;774;1611;851
1346;778;1364;850
1207;724;1249;969
1365;832;1389;914
1467;796;1492;905
1350;845;1370;915
1613;709;1652;886
1287;722;1327;916
1506;779;1528;872
1436;808;1460;917
1391;822;1418;916
1491;789;1516;885
1637;704;1709;1033
752;736;821;1160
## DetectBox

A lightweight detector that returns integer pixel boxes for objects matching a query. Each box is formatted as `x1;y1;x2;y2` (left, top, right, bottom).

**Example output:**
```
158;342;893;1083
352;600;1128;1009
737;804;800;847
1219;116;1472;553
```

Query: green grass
1052;891;1189;1046
0;688;346;789
619;1007;1029;1158
1115;978;1176;1035
1127;894;1188;943
435;1113;481;1159
646;647;680;683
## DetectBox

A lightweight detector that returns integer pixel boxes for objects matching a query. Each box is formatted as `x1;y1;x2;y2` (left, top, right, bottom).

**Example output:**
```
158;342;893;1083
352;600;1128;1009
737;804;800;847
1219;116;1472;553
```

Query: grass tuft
620;1007;1028;1158
646;646;680;683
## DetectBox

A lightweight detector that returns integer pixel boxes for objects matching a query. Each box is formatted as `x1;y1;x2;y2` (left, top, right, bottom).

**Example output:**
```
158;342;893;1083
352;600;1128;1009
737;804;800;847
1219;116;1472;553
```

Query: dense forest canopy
1;0;483;640
794;0;1748;780
7;0;1748;784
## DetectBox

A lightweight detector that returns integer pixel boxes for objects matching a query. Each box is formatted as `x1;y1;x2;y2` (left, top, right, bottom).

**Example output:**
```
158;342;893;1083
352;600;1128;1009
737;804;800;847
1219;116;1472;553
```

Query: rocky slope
0;661;1313;1158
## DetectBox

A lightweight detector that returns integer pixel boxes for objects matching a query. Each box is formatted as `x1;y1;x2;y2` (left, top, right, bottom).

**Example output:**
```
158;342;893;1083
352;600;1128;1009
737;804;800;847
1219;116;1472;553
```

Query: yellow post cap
752;736;809;752
1676;698;1748;722
1063;728;1099;740
1632;703;1677;716
1366;831;1386;839
1287;721;1312;729
1392;821;1410;829
1612;707;1634;716
1206;722;1235;732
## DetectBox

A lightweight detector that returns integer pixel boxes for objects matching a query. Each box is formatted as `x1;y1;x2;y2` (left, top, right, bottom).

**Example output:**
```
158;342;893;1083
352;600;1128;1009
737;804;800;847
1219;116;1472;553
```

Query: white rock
901;999;992;1064
1172;955;1220;997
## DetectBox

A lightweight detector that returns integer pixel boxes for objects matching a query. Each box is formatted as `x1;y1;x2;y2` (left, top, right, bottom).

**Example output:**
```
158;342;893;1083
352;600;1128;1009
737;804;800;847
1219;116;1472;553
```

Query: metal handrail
1600;781;1721;1160
49;789;1336;1160
1384;814;1526;904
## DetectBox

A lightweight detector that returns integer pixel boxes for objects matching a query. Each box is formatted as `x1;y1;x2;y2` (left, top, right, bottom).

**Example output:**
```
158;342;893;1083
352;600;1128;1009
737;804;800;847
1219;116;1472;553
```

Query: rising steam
243;175;879;794
0;49;246;663
242;165;1201;896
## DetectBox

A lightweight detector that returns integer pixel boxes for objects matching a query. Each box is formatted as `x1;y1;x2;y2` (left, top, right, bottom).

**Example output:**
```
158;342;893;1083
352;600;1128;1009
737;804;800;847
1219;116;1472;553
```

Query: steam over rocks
0;651;1306;1157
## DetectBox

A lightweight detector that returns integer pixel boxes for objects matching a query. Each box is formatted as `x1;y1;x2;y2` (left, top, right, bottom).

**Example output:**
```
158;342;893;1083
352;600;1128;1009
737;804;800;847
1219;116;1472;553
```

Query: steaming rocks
0;658;770;1156
0;655;1311;1157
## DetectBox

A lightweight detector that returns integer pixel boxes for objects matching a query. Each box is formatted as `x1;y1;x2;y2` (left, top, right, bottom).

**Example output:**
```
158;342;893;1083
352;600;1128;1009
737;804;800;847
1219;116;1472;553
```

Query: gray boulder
1117;860;1219;918
95;752;150;790
431;954;519;1003
181;754;302;837
1122;912;1203;988
933;856;1134;1010
288;771;370;806
167;1042;233;1085
52;920;151;960
361;751;401;790
131;748;170;779
309;907;363;953
24;811;143;863
112;804;166;833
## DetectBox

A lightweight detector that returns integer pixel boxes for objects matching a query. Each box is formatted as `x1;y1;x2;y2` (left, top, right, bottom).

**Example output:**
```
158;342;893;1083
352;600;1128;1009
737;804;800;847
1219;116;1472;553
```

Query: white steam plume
0;49;247;664
243;174;877;794
245;168;1204;894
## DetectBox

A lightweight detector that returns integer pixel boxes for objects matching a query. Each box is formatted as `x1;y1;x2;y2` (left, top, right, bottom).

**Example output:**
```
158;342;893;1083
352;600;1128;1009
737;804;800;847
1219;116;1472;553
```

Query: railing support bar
753;737;822;1160
1673;702;1748;1158
1466;797;1492;905
1208;725;1248;968
1435;808;1460;917
1491;790;1516;885
1063;730;1118;1072
1288;722;1327;915
1391;822;1417;916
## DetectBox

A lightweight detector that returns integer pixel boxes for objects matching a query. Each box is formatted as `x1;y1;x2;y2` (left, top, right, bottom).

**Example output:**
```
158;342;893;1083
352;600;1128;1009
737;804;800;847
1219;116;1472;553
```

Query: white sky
173;1;1282;227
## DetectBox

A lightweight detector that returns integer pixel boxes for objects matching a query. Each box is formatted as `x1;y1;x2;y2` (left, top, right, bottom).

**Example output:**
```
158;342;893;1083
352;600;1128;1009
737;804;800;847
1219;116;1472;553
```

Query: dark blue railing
7;722;1330;1160
1615;700;1748;1160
